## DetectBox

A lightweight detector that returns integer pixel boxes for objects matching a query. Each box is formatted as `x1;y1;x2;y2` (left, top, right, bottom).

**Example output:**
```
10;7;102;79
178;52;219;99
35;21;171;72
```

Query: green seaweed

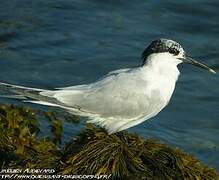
0;104;218;179
0;104;60;170
61;124;218;180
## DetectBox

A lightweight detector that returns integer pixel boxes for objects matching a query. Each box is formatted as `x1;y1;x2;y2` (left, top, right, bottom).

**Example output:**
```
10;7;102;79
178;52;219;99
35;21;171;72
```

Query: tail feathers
0;82;44;96
0;82;61;107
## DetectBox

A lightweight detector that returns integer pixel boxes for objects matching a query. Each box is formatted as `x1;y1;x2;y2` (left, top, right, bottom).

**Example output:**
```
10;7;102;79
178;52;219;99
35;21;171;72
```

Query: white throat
143;52;182;80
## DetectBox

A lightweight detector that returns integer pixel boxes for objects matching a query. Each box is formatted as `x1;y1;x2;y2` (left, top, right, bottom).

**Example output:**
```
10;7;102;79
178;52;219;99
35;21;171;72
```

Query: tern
0;39;216;134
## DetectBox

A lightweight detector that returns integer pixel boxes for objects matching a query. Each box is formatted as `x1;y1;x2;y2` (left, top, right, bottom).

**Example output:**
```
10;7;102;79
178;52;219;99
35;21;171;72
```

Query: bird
0;38;216;134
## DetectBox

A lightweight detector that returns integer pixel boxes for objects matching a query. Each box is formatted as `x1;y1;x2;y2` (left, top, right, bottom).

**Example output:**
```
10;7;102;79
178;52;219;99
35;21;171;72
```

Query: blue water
0;0;218;169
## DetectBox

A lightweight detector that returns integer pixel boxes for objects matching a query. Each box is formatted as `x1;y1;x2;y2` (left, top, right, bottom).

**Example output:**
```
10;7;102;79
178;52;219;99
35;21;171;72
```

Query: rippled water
0;0;218;169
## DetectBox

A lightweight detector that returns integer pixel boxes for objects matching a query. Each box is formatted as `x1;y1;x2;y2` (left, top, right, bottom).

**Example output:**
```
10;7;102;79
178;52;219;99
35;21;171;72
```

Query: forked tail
0;82;60;107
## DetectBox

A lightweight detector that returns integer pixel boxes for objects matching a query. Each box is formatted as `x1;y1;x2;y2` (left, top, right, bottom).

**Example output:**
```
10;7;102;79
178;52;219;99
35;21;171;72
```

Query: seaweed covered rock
0;104;61;170
61;125;218;179
0;104;218;179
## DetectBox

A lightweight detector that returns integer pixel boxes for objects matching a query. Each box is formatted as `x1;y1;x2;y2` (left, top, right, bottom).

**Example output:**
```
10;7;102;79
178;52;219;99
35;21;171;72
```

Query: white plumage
0;39;215;134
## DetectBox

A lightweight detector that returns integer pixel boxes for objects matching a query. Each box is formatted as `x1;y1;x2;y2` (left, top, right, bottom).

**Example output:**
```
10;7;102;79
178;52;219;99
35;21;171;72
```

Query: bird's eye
169;48;179;56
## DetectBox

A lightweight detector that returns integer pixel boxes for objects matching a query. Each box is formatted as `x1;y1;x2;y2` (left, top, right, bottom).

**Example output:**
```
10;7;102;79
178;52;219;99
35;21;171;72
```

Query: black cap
142;39;182;65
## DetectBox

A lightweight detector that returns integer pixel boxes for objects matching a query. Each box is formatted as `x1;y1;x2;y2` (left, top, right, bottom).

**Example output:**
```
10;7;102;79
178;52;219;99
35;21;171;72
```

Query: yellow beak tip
209;69;216;74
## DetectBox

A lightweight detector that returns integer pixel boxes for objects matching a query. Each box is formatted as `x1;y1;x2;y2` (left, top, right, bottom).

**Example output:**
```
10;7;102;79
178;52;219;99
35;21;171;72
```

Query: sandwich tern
0;38;216;134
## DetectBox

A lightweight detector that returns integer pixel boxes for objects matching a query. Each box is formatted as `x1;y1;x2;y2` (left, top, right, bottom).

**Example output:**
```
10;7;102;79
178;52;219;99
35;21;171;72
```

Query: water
0;0;219;169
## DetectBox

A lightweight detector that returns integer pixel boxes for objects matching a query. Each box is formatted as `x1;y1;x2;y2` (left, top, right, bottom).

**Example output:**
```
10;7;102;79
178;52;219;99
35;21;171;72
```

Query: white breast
104;53;181;133
142;53;180;106
52;53;181;134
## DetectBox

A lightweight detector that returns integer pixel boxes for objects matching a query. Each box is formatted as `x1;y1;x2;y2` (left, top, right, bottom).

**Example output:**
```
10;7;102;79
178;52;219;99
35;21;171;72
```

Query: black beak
178;55;216;74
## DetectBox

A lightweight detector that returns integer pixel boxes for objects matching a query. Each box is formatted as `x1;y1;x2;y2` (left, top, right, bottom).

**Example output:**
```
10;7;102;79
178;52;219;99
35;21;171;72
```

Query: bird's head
142;38;216;74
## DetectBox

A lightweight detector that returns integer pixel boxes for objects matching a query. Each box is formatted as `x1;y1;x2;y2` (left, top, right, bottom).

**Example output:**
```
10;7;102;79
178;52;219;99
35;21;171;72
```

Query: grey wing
52;68;150;119
52;68;167;134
